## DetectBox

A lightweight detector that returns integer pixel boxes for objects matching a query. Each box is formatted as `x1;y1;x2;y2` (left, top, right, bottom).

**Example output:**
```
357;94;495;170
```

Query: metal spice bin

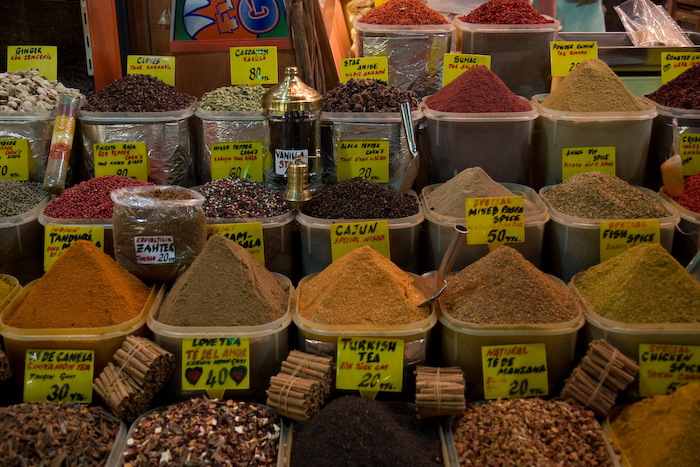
0;197;48;285
0;112;54;183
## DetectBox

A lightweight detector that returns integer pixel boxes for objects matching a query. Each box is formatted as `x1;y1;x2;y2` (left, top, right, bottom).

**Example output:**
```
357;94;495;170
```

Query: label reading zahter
134;236;175;264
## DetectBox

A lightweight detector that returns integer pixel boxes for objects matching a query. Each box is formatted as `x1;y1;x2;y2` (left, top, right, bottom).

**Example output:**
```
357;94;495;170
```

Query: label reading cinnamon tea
44;226;105;271
482;344;548;399
94;142;148;181
336;140;389;183
661;52;700;84
442;53;491;87
599;219;660;262
550;42;598;77
679;133;700;176
127;55;175;85
562;146;615;180
210;141;263;181
0;139;30;180
24;349;94;403
639;344;700;397
336;337;404;398
134;236;175;264
330;220;390;262
465;197;525;245
182;338;251;398
341;57;388;82
206;223;265;265
7;45;57;81
230;47;278;85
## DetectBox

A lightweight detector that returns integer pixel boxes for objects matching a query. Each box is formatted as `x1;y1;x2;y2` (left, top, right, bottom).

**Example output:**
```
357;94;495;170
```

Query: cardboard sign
44;226;104;271
550;41;598;77
210;141;263;181
127;55;175;85
639;344;700;397
94;142;148;181
341;57;388;82
562;146;615;180
336;140;389;183
679;133;700;176
24;349;94;403
336;337;404;398
661;52;700;84
482;344;548;399
230;47;278;85
330;221;390;262
206;223;265;265
442;53;491;86
7;45;57;81
465;197;525;245
0;139;30;180
182;338;251;398
134;236;175;264
599;219;661;262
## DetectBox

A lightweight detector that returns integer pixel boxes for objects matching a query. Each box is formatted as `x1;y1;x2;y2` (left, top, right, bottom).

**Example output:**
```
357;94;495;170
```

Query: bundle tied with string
560;339;639;418
415;366;466;418
0;349;11;380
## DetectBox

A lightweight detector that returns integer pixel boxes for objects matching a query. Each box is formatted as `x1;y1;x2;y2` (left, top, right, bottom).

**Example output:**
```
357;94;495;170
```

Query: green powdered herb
573;243;700;323
199;85;266;111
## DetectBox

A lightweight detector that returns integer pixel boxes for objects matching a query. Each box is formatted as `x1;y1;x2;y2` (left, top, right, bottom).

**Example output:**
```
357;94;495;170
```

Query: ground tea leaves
0;180;44;217
357;0;449;25
663;171;700;213
321;79;419;112
646;64;700;110
83;74;196;112
460;0;554;24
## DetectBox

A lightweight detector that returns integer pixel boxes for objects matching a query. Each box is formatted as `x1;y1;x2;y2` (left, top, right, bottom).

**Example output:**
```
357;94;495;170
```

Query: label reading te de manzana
24;349;94;403
482;343;548;400
0;139;30;180
206;222;265;266
599;219;660;262
661;52;700;84
127;55;175;85
7;45;57;81
210;141;263;182
679;133;700;176
182;338;251;398
465;197;525;245
330;220;390;262
562;146;615;180
341;57;388;83
442;53;491;87
94;142;148;181
134;236;175;264
44;226;105;271
336;139;389;183
336;337;404;396
550;42;598;77
639;344;700;397
230;47;278;85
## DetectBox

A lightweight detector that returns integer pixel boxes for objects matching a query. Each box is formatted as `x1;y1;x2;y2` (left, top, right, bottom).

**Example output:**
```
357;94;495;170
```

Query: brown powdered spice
438;246;580;324
4;240;149;328
299;246;429;325
157;235;287;327
140;187;195;201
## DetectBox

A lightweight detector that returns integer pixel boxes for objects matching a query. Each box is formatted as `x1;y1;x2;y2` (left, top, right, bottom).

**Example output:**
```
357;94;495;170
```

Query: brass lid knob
262;67;322;113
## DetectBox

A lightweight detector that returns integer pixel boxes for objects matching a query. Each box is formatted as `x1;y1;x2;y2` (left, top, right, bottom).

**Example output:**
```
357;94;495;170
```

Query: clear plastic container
540;185;680;282
0;274;21;314
659;190;700;267
0;197;47;284
103;421;128;467
0;112;55;182
38;211;115;258
455;17;562;99
420;182;549;271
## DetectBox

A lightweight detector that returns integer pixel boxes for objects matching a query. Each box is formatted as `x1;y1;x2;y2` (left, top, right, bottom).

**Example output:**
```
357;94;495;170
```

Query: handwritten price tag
182;338;251;398
94;142;148;181
330;220;390;262
550;41;598;77
341;57;388;83
0;139;30;180
275;148;307;175
127;55;175;85
661;52;700;84
679;133;700;176
24;349;94;403
336;337;404;397
639;344;700;397
134;236;175;264
44;226;105;271
210;141;263;181
7;45;57;81
465;197;525;245
562;146;615;180
442;53;491;87
482;344;548;399
336;139;389;183
230;47;278;85
599;219;660;262
206;223;265;265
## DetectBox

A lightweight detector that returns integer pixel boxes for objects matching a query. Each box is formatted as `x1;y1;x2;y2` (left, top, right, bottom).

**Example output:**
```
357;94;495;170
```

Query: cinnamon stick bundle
113;336;175;392
93;362;152;422
415;366;466;418
0;349;11;380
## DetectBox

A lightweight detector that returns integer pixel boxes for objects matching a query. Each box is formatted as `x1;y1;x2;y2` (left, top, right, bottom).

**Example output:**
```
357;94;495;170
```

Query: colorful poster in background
7;45;57;81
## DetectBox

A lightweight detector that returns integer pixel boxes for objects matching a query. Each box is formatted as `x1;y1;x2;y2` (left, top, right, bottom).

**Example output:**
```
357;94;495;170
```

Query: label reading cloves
341;57;388;82
661;52;700;84
465;196;525;246
24;349;94;403
0;139;30;180
336;337;404;397
94;142;148;181
210;141;263;182
44;226;105;271
336;139;389;183
230;47;278;85
206;222;265;266
599;219;660;262
442;53;491;87
561;146;615;180
127;55;176;85
482;344;548;399
330;220;390;262
550;42;598;77
7;45;58;81
182;338;251;395
679;133;700;176
639;344;700;397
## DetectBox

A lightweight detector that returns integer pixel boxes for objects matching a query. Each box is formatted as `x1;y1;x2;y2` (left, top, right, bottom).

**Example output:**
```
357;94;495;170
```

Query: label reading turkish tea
0;139;30;180
24;349;94;403
230;47;278;85
94;142;148;181
561;146;616;180
330;220;390;262
44;226;105;271
442;53;491;87
210;141;263;181
639;344;700;397
206;223;265;265
274;148;308;175
482;344;548;399
336;139;389;183
550;42;598;77
134;236;175;264
661;52;700;84
7;45;57;81
336;337;404;397
341;57;388;83
599;219;660;262
182;338;251;398
465;197;525;245
127;55;175;85
679;133;700;176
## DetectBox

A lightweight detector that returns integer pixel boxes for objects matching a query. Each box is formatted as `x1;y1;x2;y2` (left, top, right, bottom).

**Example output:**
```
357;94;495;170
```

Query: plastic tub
659;191;700;267
296;191;424;275
0;197;47;284
0;274;21;314
147;274;293;401
455;17;562;99
103;421;128;467
0;112;55;182
420;182;549;271
539;185;680;283
420;101;537;186
38;211;115;258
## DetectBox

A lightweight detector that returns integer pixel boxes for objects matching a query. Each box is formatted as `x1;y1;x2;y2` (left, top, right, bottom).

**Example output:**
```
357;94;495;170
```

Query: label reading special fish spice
482;344;548;400
0;139;30;180
182;337;251;398
44;226;105;271
679;133;700;176
24;349;94;403
134;235;175;264
336;140;389;183
562;146;615;180
94;142;148;181
336;337;404;396
442;53;491;87
206;223;265;266
330;220;390;262
550;42;597;77
210;141;263;182
638;344;700;397
599;219;660;262
465;197;524;245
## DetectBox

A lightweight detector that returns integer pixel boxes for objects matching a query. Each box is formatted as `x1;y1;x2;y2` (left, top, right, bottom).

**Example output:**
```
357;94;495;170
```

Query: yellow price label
340;57;388;83
24;349;94;403
465;197;525;245
7;45;57;81
94;142;148;181
374;0;390;6
336;139;389;183
482;344;548;399
44;226;105;271
206;223;265;266
0;139;30;180
639;344;700;397
127;55;176;85
210;141;263;181
599;219;660;262
562;146;616;180
182;338;251;397
442;53;491;87
230;47;278;85
336;337;404;396
330;220;390;262
550;41;598;77
661;52;700;84
679;133;700;176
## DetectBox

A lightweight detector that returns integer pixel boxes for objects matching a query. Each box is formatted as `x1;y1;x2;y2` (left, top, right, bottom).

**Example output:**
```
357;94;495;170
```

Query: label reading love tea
24;349;94;403
94;142;148;181
661;52;700;84
482;344;548;399
330;220;390;262
0;139;30;180
7;45;57;81
639;344;700;397
44;226;105;271
182;338;251;398
679;133;700;176
562;146;615;180
550;42;598;77
230;47;278;85
336;140;389;183
206;222;265;265
127;55;175;85
336;337;404;397
443;53;491;86
599;219;660;262
341;57;388;82
466;197;524;245
210;141;263;181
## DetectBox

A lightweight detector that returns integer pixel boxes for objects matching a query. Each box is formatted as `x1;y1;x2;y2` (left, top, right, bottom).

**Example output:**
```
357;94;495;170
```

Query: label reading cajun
206;223;265;266
639;344;700;397
134;236;175;264
482;344;548;400
44;226;105;271
210;141;263;182
7;45;58;81
336;337;404;397
230;47;278;85
465;197;525;245
550;42;598;77
330;220;390;263
274;148;307;175
679;133;700;176
182;338;251;398
0;139;30;180
561;146;616;180
127;55;176;85
94;142;148;181
341;57;388;83
599;219;660;262
336;139;389;183
442;53;491;87
661;52;700;84
24;349;94;403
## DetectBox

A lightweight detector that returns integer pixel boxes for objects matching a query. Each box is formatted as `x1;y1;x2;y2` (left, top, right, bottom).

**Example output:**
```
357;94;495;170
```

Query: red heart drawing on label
230;366;247;385
185;367;203;385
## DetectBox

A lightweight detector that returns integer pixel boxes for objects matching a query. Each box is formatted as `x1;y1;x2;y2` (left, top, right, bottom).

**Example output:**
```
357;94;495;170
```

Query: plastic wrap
0;198;48;284
615;0;693;47
0;113;53;182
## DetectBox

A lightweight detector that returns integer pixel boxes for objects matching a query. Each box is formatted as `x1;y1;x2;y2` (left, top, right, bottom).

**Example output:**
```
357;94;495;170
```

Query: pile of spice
121;398;280;466
542;59;648;112
573;243;700;323
357;0;448;25
646;63;700;109
82;74;196;112
42;175;152;219
452;398;612;466
198;84;266;111
321;79;419;112
663;171;700;213
290;396;442;467
425;65;531;113
459;0;554;24
0;402;121;466
299;245;429;325
198;177;289;218
543;171;669;219
301;178;418;219
0;179;44;217
438;246;580;324
610;382;700;467
0;276;14;303
3;240;150;328
157;235;287;327
0;70;84;114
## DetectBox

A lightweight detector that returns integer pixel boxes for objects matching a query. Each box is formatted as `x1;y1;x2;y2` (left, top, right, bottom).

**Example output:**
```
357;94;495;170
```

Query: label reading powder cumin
330;220;390;262
44;226;105;271
639;344;700;397
341;57;388;82
336;140;389;183
210;141;263;182
465;197;524;245
94;142;148;181
661;52;700;84
0;139;30;180
442;53;491;87
679;133;700;176
482;344;548;399
550;41;598;77
182;337;251;397
336;337;404;395
562;146;615;180
599;219;660;262
24;349;94;403
206;223;265;265
134;235;175;264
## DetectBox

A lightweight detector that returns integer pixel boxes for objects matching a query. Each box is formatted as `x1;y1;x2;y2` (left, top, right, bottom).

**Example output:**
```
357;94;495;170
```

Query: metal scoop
414;225;468;307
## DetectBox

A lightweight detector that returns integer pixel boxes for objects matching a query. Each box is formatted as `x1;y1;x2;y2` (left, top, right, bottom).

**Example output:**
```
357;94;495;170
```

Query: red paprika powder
460;0;553;24
358;0;449;25
664;172;700;213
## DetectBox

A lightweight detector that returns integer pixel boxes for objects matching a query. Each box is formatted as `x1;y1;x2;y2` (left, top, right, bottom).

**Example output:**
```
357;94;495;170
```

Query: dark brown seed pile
322;79;419;112
139;187;195;201
646;63;700;109
82;74;196;112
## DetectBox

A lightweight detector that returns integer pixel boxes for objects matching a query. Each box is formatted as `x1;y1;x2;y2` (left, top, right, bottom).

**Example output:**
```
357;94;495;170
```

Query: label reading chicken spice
482;344;548;399
94;142;148;181
562;146;615;180
24;349;94;403
210;141;263;182
330;220;390;262
7;45;57;81
127;55;175;85
0;139;30;180
336;139;389;183
679;133;700;176
661;52;700;84
336;337;404;397
465;196;524;245
639;344;700;397
206;223;265;265
230;47;278;85
550;42;597;77
442;53;491;87
182;338;251;398
341;57;388;82
599;219;660;262
44;226;105;271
